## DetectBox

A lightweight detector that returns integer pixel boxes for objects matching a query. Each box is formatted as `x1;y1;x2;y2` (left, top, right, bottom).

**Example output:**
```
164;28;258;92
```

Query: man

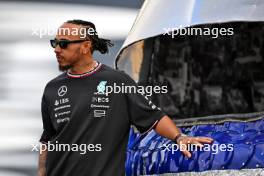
39;19;213;176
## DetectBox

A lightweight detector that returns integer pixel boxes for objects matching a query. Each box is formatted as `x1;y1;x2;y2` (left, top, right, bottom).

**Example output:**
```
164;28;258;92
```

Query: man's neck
69;57;97;75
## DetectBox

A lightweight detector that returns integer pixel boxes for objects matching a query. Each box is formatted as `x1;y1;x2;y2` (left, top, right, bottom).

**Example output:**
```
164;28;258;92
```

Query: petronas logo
97;81;107;94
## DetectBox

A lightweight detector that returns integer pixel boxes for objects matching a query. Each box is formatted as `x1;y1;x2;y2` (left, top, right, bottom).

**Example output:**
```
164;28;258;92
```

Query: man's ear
82;41;92;54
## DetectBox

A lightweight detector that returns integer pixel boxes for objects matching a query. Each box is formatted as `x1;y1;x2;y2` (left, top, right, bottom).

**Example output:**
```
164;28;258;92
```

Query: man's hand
154;116;213;158
176;135;213;158
154;115;214;158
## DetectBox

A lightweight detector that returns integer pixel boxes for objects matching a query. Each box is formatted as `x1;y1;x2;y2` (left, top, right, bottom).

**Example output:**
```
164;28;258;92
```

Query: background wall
0;0;143;175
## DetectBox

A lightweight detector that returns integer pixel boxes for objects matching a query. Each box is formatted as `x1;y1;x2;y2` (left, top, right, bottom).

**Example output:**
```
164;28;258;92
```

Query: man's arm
154;115;213;158
38;144;47;176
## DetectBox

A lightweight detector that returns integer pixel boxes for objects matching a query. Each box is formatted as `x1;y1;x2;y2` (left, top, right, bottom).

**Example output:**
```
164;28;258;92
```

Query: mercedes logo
58;85;67;97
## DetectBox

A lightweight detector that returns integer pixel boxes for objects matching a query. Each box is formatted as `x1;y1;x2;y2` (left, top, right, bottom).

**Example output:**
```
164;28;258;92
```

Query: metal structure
116;0;264;175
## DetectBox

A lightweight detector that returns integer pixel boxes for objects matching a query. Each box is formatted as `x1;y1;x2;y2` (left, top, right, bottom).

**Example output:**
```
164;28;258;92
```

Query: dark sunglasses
50;39;89;49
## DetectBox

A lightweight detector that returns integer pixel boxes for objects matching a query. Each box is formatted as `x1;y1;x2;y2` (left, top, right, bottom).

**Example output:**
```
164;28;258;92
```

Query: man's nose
54;45;61;53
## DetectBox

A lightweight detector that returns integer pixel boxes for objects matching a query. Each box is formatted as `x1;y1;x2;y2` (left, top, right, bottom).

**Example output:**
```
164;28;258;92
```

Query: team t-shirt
40;63;166;176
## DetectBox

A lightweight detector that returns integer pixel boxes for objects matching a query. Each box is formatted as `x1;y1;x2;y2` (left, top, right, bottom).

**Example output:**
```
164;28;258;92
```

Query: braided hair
66;19;113;54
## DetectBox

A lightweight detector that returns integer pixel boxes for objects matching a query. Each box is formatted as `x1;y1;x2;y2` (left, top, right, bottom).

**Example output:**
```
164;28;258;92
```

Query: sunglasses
50;39;89;49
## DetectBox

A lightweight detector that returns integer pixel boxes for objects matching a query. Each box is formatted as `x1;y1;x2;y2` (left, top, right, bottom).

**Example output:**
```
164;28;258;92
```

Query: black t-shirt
40;63;166;176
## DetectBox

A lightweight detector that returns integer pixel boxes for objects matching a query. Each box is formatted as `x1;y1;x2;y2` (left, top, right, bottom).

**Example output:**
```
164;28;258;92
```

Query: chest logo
58;85;67;97
97;81;107;94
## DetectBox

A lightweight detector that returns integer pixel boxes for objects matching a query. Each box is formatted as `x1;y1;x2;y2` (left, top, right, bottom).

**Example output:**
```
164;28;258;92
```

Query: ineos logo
58;85;67;97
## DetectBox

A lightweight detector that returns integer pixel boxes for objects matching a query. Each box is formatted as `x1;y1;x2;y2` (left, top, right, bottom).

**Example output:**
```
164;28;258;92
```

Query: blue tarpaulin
126;116;264;175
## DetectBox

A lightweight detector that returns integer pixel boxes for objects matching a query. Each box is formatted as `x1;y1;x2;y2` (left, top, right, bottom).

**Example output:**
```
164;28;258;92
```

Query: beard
58;64;73;72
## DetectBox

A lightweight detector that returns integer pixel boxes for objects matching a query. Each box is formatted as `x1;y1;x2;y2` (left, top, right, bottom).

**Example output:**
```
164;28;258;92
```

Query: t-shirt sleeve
39;94;56;143
122;73;166;134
